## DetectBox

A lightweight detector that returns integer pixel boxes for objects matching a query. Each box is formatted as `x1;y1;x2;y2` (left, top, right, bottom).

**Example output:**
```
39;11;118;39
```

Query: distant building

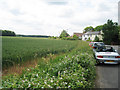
73;33;83;39
118;1;120;25
82;31;103;41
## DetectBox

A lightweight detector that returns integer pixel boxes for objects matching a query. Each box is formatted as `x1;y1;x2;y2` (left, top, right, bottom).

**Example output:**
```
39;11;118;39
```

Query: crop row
2;37;77;68
2;41;96;88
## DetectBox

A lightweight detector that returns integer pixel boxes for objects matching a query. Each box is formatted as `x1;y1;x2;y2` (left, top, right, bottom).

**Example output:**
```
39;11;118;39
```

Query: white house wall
97;35;102;40
91;35;95;41
82;34;102;41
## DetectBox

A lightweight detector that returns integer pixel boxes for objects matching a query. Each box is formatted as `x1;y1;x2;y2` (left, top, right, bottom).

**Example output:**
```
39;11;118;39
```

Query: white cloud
0;0;119;36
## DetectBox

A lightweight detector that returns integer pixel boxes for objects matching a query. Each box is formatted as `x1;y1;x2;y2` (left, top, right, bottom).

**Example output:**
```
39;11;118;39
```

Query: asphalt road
95;46;120;88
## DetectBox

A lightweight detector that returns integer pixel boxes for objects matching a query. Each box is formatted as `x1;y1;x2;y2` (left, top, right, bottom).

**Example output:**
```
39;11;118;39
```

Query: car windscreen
99;43;105;45
96;46;115;52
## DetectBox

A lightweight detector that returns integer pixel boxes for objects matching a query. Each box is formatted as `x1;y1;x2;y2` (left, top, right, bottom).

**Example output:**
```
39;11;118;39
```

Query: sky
0;0;119;36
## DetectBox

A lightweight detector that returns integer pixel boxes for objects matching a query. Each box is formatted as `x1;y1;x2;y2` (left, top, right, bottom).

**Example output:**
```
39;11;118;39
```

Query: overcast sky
0;0;119;36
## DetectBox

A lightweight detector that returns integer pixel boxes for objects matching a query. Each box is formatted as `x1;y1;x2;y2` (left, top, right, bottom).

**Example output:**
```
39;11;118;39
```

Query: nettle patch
2;42;96;88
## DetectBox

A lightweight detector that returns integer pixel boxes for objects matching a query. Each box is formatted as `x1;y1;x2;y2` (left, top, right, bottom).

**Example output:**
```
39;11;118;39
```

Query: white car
94;46;120;65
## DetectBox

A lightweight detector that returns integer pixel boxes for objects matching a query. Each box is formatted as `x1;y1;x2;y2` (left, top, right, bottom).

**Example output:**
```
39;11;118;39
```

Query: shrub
73;35;79;40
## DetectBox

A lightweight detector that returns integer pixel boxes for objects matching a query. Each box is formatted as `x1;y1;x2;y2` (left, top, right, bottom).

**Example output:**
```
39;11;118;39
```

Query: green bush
73;35;79;40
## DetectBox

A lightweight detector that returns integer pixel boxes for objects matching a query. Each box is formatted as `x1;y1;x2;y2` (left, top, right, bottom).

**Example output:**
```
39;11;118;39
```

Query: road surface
95;45;120;88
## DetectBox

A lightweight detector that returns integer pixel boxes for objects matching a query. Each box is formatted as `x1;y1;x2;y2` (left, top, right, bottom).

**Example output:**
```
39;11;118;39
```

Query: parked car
94;45;120;65
92;42;105;49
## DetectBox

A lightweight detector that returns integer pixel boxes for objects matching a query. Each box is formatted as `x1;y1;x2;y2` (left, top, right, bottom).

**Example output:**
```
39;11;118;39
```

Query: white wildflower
65;56;67;58
51;80;53;82
36;74;38;77
22;80;25;83
68;85;71;88
28;84;31;87
44;81;47;84
47;73;49;75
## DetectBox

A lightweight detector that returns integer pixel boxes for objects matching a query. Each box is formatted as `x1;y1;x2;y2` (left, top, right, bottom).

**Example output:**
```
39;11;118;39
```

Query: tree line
0;30;50;38
17;35;50;38
0;30;16;36
83;25;103;33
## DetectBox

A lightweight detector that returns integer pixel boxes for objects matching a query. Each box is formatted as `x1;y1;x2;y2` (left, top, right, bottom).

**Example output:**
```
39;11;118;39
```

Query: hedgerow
2;41;96;88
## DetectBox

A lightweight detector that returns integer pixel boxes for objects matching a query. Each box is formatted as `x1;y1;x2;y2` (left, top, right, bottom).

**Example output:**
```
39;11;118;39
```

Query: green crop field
2;36;78;68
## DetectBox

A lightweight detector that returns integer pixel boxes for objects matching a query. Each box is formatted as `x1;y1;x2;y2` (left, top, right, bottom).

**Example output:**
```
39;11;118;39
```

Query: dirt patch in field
2;53;59;76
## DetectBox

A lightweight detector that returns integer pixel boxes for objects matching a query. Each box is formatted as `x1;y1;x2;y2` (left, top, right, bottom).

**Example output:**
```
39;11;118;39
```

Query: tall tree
118;25;120;42
102;19;119;45
94;25;103;31
83;26;94;33
0;30;16;36
59;30;70;38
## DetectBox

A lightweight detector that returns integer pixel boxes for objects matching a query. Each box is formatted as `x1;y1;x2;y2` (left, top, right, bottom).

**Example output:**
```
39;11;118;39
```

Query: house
82;31;103;41
73;33;83;39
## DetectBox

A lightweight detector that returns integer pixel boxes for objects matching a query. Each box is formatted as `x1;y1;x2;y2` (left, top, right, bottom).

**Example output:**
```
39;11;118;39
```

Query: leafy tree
94;36;99;42
0;30;2;36
59;30;70;38
0;30;16;36
118;25;120;42
83;26;94;33
102;19;119;45
73;34;78;40
94;25;103;31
